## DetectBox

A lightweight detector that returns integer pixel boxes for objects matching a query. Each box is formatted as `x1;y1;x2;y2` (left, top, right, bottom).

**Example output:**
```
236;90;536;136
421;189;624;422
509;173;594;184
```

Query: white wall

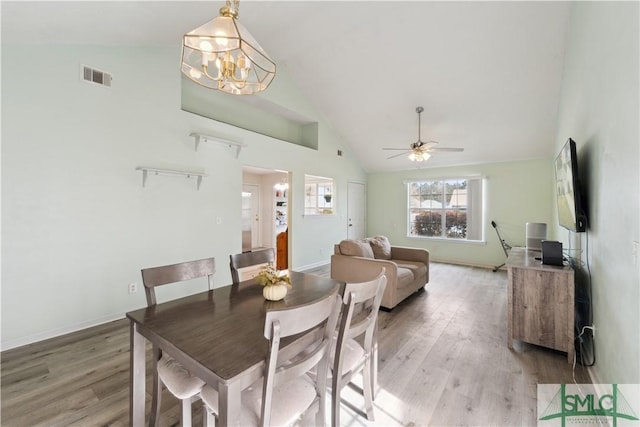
552;2;639;383
1;45;366;349
367;159;554;268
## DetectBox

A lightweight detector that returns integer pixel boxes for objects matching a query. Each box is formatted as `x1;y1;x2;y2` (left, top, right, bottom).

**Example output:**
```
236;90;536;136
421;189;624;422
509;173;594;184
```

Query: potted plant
324;193;332;203
256;263;291;301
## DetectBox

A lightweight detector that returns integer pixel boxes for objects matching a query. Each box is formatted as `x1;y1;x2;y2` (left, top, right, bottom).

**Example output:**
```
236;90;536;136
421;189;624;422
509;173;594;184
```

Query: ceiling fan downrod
415;106;425;147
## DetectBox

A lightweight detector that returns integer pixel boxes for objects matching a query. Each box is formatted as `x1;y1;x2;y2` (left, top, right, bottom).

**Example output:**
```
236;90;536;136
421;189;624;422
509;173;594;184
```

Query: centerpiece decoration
256;263;291;301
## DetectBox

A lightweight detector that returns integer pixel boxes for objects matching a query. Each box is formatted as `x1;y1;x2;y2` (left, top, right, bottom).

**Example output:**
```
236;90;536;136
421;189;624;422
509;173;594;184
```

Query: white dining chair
200;288;341;426
331;268;387;426
141;257;216;427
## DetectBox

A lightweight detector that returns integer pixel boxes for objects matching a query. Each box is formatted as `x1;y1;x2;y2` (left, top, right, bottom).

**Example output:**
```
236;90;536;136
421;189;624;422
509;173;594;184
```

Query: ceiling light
408;151;430;162
180;0;276;95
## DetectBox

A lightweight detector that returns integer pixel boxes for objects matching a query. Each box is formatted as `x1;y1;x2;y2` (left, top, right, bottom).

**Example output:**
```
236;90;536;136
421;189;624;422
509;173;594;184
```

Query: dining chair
141;257;216;427
331;268;387;426
200;288;342;426
229;248;275;285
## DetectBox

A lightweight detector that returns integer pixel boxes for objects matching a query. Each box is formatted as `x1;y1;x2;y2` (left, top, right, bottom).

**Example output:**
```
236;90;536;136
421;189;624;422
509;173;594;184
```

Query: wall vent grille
81;65;112;87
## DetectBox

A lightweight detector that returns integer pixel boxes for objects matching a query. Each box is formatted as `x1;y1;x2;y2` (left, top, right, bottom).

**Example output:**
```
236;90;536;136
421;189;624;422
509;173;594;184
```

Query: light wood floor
1;263;590;426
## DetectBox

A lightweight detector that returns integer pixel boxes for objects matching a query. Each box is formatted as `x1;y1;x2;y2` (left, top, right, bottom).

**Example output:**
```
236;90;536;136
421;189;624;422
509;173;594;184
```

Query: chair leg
331;377;341;427
149;346;162;427
203;407;216;427
362;359;375;421
180;398;192;426
371;344;379;399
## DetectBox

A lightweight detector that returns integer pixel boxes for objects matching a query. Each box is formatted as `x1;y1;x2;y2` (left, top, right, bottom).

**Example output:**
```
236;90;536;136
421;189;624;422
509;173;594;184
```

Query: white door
347;182;366;240
242;184;260;251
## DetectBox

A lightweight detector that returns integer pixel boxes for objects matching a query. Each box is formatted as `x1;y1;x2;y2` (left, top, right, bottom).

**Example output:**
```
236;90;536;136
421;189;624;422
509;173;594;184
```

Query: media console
506;247;575;363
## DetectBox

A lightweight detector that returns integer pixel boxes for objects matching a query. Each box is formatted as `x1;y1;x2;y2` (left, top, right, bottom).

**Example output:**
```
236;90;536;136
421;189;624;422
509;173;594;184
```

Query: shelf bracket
135;167;208;190
191;133;246;159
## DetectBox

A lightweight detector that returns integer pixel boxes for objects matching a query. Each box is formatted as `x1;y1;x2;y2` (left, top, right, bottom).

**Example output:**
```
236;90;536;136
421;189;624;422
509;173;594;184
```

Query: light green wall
367;159;553;268
0;44;365;349
553;2;639;383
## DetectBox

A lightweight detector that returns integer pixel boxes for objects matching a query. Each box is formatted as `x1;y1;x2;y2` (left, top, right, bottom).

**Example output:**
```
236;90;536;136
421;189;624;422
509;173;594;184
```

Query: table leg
218;381;244;426
130;321;146;426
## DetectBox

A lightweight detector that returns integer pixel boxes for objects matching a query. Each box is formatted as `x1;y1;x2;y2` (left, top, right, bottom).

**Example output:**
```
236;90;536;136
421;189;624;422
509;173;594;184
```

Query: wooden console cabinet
506;247;575;363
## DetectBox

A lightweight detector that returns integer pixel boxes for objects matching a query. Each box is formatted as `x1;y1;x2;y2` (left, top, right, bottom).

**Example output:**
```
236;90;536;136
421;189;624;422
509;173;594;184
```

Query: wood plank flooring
1;263;591;426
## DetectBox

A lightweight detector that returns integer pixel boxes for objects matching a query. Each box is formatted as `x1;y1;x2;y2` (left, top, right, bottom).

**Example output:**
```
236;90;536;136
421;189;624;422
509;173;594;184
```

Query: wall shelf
135;167;207;190
190;133;247;158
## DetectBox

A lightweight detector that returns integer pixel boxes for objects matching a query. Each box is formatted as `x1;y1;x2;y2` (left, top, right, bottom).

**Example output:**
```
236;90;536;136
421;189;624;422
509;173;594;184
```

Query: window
304;175;334;215
407;177;484;241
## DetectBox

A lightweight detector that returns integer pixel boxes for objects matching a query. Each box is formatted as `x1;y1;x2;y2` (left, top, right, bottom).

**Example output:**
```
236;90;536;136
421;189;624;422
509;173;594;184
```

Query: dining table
126;270;343;427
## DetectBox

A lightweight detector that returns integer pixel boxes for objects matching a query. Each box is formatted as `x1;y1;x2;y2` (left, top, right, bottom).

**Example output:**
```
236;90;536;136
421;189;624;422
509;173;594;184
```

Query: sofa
330;236;429;310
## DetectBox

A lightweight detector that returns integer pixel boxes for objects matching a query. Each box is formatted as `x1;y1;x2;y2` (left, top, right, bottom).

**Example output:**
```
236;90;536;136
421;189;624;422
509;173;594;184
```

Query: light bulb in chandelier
180;0;276;95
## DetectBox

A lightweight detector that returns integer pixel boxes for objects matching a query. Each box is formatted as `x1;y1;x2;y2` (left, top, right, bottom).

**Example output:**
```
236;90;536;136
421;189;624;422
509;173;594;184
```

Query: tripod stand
491;220;512;272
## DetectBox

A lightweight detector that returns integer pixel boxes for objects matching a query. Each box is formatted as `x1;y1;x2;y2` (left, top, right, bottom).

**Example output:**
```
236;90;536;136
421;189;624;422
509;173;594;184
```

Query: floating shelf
190;133;247;158
135;167;207;190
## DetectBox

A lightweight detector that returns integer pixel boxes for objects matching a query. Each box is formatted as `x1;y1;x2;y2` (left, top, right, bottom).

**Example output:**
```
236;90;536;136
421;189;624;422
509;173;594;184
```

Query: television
555;138;587;232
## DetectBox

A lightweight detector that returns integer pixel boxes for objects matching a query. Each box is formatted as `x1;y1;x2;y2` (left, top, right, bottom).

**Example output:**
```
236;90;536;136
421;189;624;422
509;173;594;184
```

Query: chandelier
180;0;276;95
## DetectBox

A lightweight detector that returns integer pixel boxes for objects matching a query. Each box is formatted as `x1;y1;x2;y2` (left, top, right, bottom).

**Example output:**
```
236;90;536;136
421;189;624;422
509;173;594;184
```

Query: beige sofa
330;237;429;310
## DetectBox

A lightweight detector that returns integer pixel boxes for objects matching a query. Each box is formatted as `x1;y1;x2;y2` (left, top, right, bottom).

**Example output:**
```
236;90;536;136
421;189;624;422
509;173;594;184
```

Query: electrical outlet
128;282;137;294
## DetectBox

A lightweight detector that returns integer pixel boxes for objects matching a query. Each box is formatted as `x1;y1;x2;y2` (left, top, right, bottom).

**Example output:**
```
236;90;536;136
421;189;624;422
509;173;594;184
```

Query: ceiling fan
383;106;464;162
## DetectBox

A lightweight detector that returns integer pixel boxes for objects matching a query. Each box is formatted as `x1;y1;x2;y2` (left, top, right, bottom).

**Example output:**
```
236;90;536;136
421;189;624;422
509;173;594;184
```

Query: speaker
526;222;547;251
541;240;564;266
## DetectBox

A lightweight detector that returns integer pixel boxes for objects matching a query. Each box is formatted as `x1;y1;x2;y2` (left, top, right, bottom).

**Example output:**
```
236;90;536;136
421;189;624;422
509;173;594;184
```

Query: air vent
81;65;112;87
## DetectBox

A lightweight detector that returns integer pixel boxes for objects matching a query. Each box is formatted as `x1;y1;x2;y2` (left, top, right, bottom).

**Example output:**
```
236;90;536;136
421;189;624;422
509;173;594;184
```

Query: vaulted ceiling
1;1;572;172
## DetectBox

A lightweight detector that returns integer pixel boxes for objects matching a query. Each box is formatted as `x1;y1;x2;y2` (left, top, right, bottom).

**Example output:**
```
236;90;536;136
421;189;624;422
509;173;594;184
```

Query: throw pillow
368;235;392;260
339;239;375;258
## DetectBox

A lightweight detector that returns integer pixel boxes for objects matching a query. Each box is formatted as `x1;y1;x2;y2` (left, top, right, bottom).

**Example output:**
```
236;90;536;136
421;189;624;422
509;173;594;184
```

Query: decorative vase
263;283;288;301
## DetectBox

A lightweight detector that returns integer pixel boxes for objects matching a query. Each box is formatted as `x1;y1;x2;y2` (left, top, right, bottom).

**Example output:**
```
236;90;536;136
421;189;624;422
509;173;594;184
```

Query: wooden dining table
126;270;342;426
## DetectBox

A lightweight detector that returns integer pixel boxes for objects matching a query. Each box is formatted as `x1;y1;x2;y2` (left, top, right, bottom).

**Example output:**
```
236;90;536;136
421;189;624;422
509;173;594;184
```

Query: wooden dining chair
229;248;275;285
200;288;342;426
331;268;387;426
141;257;216;427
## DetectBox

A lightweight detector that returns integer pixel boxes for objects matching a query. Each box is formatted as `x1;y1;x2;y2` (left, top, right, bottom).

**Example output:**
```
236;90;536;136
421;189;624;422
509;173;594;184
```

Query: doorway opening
242;166;290;269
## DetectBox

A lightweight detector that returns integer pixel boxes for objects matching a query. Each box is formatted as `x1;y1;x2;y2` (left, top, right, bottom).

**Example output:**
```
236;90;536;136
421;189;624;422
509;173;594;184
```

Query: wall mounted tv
555;138;587;232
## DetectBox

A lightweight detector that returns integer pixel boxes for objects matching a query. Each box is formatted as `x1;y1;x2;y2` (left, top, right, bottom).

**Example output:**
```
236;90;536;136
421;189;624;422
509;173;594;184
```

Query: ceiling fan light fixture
180;0;276;95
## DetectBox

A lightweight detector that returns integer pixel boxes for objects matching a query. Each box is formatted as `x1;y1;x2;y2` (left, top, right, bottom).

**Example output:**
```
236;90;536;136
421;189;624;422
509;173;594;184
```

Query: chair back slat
141;257;216;306
229;248;275;284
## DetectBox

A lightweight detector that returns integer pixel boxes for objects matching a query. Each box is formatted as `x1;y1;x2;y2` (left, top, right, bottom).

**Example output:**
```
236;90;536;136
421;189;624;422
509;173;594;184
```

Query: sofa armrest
390;246;429;266
330;254;397;285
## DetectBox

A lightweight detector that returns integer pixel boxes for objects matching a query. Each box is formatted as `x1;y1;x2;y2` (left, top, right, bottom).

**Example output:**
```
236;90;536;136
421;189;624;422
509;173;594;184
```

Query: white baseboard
1;311;126;352
296;259;331;272
430;257;497;270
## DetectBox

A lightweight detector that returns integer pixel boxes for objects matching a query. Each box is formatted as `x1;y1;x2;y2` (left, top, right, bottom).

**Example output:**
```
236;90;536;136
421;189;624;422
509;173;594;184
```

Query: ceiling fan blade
386;151;410;159
427;147;464;152
382;147;411;151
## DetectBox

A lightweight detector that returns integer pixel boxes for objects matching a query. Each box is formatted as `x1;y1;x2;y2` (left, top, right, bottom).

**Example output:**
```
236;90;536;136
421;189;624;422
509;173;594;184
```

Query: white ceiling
1;1;572;172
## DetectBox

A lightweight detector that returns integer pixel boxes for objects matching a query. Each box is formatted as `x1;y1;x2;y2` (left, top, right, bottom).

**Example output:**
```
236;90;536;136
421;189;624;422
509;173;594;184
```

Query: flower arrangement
256;263;291;287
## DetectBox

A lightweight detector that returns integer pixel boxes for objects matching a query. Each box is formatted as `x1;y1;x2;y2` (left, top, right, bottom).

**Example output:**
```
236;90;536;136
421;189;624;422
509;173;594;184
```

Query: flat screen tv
555;138;587;232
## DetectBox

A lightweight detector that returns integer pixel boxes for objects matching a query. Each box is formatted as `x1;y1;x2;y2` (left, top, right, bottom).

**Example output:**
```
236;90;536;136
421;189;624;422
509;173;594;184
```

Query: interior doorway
347;182;366;240
241;184;260;252
241;167;291;268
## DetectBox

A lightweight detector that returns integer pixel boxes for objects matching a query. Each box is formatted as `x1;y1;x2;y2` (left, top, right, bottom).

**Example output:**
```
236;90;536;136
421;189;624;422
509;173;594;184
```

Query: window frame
406;177;485;243
304;174;335;216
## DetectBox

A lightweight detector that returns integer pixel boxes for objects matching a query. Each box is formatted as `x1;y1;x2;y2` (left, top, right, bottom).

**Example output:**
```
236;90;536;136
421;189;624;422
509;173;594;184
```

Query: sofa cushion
395;260;428;285
339;239;374;258
368;235;392;260
395;267;415;289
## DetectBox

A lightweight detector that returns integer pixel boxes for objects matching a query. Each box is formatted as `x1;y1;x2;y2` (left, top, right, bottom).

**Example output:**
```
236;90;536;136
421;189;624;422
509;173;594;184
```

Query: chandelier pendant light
181;0;276;95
